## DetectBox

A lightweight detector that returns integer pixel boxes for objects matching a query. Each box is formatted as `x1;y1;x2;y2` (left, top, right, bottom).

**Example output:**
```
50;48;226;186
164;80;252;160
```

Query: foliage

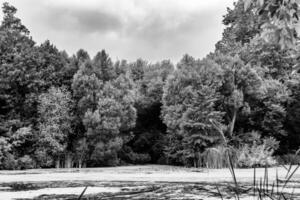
72;49;137;166
89;138;123;166
162;55;225;166
0;137;12;169
83;75;137;166
93;50;116;82
216;0;260;55
277;153;300;165
37;87;73;167
243;0;300;49
0;1;300;169
130;59;146;82
127;60;173;163
18;155;35;169
285;75;300;150
237;132;279;167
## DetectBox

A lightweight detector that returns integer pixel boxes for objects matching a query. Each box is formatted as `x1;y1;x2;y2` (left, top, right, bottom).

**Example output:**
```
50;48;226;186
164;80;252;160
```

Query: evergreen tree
162;56;224;166
93;50;116;82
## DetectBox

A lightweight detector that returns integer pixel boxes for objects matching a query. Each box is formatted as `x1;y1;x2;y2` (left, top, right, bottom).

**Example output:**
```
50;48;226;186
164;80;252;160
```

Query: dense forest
1;0;300;170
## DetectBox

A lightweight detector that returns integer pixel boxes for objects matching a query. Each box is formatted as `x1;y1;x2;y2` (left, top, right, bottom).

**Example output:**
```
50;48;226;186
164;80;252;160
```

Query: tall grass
203;146;237;168
78;186;88;200
217;151;300;200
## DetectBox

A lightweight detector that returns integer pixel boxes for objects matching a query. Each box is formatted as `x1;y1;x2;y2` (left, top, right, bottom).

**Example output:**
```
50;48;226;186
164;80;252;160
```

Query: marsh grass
218;150;300;200
78;186;88;200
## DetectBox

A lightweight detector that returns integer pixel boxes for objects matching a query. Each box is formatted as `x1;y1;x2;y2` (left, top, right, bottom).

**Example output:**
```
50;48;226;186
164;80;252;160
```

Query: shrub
90;139;123;166
18;155;35;169
0;137;12;169
131;152;151;163
277;153;300;165
2;153;18;170
119;146;151;164
237;137;278;168
127;151;151;164
34;149;54;168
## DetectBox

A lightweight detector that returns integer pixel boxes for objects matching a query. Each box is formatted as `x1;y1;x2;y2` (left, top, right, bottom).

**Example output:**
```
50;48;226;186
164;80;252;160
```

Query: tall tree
125;60;174;164
180;59;224;167
130;59;146;82
213;54;263;137
71;60;103;167
83;75;137;166
93;50;116;82
37;87;73;168
162;55;224;166
216;0;260;55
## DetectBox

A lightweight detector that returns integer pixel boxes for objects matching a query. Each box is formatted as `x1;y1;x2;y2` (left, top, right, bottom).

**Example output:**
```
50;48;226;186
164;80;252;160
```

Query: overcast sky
1;0;235;62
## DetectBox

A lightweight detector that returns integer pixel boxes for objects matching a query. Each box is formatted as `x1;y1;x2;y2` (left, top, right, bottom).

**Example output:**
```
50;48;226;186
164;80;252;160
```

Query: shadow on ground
1;180;300;200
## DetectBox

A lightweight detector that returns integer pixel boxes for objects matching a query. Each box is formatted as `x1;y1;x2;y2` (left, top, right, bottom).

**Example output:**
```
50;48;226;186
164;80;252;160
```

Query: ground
0;165;300;199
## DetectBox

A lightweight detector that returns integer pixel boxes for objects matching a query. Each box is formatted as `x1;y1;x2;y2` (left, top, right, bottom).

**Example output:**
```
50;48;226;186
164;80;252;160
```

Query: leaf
244;0;252;11
295;24;300;38
258;0;264;8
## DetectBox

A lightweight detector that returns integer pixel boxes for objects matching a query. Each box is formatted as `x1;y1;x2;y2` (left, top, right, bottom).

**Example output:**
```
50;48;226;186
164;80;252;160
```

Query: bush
2;153;18;170
131;152;151;163
90;138;123;167
237;137;278;168
119;146;151;164
277;153;300;165
34;149;54;168
18;155;35;169
122;151;151;164
0;137;13;169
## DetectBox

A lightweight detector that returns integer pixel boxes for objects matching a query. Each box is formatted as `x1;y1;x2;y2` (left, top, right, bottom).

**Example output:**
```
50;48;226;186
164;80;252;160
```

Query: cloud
2;0;235;62
41;7;122;34
126;11;216;42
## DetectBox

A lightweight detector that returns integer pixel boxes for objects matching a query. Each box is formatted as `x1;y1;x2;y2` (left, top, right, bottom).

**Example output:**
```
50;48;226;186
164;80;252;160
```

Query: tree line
1;0;300;169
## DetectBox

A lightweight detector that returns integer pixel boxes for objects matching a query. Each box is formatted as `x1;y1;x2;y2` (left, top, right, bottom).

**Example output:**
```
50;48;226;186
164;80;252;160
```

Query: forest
1;0;300;170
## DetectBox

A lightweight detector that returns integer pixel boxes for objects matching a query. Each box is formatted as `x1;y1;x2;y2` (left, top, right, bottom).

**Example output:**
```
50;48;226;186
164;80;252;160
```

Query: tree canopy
0;1;300;169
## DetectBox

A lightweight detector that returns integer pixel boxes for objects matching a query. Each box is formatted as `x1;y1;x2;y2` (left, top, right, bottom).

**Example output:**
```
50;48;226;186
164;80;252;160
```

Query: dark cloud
76;10;122;33
41;7;122;34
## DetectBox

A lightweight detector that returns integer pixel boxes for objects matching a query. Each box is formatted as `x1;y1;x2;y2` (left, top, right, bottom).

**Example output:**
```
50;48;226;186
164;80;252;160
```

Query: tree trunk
65;153;72;168
194;151;201;168
78;156;84;168
55;159;60;168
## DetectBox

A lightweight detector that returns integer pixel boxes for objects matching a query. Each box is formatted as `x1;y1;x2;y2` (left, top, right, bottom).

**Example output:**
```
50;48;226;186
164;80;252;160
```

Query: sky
1;0;235;63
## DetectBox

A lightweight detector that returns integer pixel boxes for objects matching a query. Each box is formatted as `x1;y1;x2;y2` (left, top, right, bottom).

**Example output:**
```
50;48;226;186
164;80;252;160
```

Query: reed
221;150;300;200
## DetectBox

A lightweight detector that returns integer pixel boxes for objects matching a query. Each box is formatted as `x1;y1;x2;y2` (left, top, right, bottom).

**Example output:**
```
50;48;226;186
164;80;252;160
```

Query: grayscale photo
0;0;300;199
